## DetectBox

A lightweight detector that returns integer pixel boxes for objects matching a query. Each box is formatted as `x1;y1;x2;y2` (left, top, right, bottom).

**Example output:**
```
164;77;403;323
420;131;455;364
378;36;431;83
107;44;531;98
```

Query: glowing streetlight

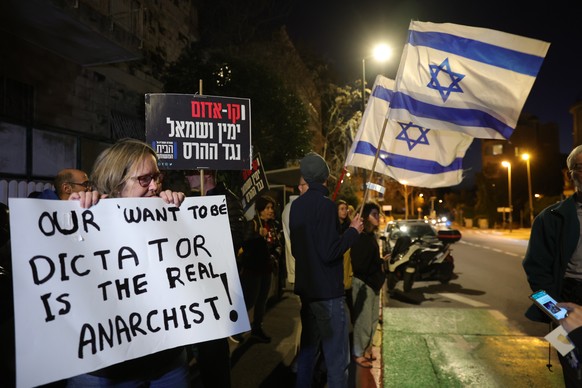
502;161;512;232
359;43;392;192
521;153;534;227
362;43;392;110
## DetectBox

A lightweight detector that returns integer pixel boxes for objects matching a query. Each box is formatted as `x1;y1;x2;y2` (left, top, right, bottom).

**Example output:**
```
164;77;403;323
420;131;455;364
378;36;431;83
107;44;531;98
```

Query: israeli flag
390;21;550;139
346;75;473;188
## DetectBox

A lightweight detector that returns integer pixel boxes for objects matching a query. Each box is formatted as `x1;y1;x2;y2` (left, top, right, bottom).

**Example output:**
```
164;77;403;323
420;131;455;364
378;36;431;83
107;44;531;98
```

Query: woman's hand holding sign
69;190;106;208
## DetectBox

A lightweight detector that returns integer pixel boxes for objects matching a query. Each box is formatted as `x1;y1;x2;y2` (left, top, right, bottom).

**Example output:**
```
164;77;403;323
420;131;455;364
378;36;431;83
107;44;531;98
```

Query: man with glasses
523;144;582;387
29;168;92;200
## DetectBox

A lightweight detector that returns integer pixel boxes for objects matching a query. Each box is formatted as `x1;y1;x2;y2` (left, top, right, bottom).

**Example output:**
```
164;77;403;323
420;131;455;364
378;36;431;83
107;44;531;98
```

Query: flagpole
199;79;205;195
331;166;347;201
359;116;389;217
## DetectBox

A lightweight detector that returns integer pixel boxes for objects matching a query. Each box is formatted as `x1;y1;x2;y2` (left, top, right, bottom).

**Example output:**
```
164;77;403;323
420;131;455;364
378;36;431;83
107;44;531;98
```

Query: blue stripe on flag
409;30;545;77
391;92;514;139
372;85;394;103
354;141;463;174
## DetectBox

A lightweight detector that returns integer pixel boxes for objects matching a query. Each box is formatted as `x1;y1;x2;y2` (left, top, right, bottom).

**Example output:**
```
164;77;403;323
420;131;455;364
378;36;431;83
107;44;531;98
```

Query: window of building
0;122;27;175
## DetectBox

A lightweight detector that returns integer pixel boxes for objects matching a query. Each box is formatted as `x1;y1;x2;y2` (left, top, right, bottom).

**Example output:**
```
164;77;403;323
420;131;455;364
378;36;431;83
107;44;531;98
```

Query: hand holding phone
530;290;568;322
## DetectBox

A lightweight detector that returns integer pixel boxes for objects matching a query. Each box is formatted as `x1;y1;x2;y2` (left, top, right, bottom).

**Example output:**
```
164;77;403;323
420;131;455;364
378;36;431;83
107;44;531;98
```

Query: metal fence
0;180;53;206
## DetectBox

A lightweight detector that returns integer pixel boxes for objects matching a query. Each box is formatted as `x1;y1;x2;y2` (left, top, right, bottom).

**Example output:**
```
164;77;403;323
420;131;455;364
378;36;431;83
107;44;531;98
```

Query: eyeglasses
67;181;93;191
572;164;582;172
132;173;163;188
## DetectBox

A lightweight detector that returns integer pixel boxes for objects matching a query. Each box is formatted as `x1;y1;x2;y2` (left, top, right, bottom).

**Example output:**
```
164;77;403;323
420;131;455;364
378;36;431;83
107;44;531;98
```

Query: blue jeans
296;296;349;388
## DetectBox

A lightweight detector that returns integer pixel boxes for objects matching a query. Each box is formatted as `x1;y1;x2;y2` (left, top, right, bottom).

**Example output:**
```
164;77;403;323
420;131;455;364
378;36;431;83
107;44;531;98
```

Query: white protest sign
9;196;250;387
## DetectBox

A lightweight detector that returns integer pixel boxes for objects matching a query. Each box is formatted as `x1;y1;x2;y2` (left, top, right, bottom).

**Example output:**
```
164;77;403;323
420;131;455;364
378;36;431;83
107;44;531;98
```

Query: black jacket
351;231;385;292
523;194;580;322
290;183;359;299
195;182;246;255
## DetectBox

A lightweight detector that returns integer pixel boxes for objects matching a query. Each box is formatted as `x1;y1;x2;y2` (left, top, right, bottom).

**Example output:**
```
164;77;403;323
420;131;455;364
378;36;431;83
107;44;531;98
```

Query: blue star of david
427;58;465;102
396;122;431;151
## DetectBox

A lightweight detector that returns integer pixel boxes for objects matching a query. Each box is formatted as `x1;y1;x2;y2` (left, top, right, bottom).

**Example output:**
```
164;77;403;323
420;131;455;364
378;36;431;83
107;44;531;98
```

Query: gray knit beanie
300;152;330;184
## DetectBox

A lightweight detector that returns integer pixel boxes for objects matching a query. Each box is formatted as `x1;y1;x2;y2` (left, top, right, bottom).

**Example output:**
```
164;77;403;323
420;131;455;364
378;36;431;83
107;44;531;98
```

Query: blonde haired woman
67;138;188;387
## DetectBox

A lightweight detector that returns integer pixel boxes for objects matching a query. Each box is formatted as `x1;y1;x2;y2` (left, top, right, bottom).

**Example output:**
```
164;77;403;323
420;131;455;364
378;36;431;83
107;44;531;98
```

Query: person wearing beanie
299;152;330;184
290;152;364;387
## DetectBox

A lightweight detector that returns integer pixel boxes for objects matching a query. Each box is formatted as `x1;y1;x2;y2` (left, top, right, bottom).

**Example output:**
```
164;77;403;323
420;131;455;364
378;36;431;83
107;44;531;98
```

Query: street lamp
521;153;534;227
359;43;392;191
362;43;392;111
502;161;512;232
400;180;408;220
430;196;437;219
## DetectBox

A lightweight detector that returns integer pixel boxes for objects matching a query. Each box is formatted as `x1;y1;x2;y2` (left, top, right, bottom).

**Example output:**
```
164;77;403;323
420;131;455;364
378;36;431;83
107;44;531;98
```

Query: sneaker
229;333;245;343
251;328;271;343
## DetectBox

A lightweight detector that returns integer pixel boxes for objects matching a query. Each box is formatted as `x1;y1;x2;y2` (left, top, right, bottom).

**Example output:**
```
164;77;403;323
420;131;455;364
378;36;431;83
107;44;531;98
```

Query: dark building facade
0;0;200;190
480;113;565;226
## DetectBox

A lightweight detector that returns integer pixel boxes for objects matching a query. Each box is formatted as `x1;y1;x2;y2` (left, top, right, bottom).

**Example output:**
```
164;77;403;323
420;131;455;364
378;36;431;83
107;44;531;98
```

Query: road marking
459;241;521;257
504;252;520;257
439;293;489;307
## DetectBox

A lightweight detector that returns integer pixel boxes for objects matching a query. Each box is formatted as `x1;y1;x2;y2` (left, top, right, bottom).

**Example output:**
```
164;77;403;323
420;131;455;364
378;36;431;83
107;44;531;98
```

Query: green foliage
163;47;311;169
320;82;362;175
336;180;360;210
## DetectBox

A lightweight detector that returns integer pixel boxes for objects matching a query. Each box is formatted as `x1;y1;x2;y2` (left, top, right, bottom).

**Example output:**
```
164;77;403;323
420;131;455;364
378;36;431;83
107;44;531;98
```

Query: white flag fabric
389;21;550;139
346;75;474;188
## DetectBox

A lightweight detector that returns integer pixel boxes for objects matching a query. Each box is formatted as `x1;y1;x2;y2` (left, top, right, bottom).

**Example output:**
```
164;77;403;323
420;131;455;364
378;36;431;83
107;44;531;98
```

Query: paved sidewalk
381;307;564;387
228;291;385;388
380;226;565;387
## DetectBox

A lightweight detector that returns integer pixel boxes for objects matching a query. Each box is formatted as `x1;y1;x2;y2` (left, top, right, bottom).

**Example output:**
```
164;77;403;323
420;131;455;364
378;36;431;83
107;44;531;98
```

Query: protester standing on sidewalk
29;168;92;200
283;178;309;287
237;195;283;343
350;202;387;369
290;152;363;388
67;138;189;387
337;199;355;323
523;144;582;387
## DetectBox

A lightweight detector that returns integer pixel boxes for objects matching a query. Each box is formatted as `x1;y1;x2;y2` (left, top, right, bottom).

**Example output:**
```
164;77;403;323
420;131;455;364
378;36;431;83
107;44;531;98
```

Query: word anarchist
8;196;250;388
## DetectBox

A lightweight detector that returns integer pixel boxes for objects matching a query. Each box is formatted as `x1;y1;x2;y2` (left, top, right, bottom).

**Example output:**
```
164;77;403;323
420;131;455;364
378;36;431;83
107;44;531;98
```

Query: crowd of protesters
0;143;393;388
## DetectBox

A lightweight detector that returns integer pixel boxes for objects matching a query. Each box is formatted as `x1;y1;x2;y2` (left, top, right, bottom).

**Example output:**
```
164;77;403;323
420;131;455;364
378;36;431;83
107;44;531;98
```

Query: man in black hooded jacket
290;152;363;387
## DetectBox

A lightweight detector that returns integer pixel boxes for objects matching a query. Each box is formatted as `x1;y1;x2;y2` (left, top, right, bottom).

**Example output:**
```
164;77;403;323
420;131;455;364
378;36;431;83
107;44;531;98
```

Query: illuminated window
491;144;504;156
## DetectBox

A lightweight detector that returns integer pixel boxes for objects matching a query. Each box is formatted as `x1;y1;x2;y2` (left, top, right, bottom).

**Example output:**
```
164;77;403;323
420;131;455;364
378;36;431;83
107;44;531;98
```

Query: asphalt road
382;227;565;387
224;227;567;388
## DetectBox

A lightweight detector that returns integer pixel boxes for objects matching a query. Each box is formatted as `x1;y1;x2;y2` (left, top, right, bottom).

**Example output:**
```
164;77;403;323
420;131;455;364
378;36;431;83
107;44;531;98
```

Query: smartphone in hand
530;289;568;322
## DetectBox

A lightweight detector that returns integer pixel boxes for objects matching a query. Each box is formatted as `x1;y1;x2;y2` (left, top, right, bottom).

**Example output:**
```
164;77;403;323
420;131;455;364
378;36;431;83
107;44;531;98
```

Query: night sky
285;0;582;155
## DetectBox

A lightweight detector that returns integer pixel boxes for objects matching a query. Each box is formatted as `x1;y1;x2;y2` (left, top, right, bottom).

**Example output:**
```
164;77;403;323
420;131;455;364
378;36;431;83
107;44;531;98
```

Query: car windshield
392;223;436;239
